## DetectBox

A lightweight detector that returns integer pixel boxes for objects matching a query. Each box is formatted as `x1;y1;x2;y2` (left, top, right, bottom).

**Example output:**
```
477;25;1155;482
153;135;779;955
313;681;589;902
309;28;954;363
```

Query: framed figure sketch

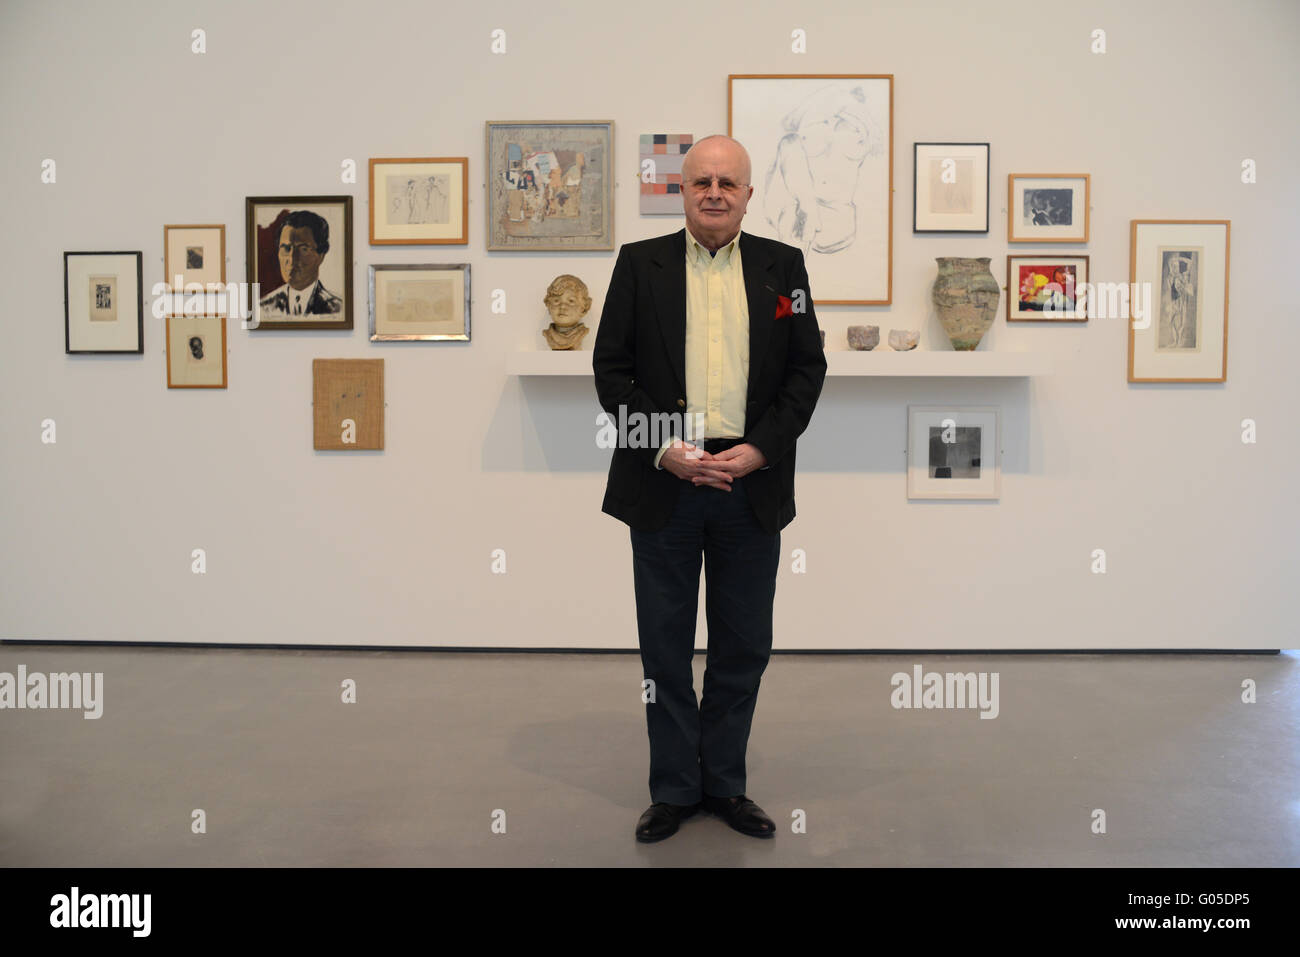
64;251;143;353
729;74;894;305
369;157;468;245
1129;219;1230;383
245;195;353;330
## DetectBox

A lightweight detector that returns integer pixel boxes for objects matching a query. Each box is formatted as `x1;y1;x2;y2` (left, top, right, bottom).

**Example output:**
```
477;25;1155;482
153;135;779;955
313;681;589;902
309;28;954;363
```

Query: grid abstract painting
639;133;692;214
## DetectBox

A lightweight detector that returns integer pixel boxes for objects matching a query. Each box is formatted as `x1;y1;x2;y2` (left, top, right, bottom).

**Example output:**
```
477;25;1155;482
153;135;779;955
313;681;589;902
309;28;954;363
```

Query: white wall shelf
507;350;1053;377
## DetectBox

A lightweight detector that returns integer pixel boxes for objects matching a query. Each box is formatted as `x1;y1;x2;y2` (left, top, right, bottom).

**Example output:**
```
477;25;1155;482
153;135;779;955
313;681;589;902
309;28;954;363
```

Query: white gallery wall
1;0;1297;650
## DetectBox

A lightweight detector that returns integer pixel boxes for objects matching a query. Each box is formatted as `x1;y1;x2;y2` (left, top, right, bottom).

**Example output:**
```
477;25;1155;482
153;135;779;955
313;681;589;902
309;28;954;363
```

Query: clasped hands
661;440;767;490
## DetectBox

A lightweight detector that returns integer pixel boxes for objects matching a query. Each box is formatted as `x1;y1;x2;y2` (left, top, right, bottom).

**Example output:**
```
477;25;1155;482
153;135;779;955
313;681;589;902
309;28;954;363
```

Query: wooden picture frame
1006;254;1089;322
369;263;470;341
369;157;468;245
245;195;353;331
163;224;225;290
728;74;894;305
1008;174;1090;243
907;405;1001;500
166;314;227;388
485;121;614;251
1128;219;1230;383
64;251;143;354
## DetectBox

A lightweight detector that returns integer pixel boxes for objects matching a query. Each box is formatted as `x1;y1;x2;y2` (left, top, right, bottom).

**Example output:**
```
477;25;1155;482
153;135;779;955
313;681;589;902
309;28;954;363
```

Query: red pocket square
775;295;793;320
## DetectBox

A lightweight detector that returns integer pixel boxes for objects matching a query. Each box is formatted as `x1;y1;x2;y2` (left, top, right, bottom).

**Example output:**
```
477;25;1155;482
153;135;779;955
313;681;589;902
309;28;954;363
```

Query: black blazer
593;228;827;535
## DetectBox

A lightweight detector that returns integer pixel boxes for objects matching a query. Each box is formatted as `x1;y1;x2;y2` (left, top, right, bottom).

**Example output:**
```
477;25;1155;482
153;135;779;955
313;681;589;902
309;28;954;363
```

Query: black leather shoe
635;801;699;843
701;793;776;837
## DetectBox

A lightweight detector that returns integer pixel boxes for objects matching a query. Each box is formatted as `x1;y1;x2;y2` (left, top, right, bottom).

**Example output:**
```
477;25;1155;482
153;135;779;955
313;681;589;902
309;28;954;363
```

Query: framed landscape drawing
164;225;225;290
913;142;989;233
369;263;470;341
245;195;352;331
1129;219;1230;383
1006;254;1089;322
485;121;613;251
166;314;227;388
369;157;468;245
729;74;893;305
1008;174;1089;243
64;251;143;354
907;406;1001;500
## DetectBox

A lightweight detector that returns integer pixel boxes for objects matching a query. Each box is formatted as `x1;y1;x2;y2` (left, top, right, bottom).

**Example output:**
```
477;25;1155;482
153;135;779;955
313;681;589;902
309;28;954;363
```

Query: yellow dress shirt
653;228;750;469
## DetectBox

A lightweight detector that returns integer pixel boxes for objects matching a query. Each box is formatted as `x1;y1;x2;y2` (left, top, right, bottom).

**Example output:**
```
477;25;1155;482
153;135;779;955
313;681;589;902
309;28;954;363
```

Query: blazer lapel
739;231;777;405
649;228;688;399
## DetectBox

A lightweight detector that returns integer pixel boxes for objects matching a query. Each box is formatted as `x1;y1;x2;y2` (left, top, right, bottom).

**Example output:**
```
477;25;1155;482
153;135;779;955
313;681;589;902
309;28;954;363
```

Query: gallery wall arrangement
5;0;1295;651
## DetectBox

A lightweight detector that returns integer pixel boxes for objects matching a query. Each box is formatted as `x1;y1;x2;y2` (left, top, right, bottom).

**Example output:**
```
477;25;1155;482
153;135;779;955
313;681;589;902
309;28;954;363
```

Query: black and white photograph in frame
1008;174;1090;243
64;251;143;354
907;405;1001;500
913;142;989;233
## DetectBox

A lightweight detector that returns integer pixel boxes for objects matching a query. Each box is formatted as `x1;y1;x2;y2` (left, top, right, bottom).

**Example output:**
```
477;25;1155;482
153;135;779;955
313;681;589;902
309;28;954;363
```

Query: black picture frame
912;142;990;234
63;251;144;354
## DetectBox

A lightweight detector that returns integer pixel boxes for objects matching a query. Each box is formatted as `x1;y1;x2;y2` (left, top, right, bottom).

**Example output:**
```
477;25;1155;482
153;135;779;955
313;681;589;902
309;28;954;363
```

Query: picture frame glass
907;406;1001;499
65;252;142;352
1009;175;1088;242
247;197;352;329
164;225;224;289
370;159;467;244
729;75;893;304
166;314;226;387
370;264;469;340
1007;255;1089;321
914;143;989;233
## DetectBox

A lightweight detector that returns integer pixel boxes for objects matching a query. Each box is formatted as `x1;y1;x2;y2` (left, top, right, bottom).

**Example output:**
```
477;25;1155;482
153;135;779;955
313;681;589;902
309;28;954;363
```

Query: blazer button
677;399;685;408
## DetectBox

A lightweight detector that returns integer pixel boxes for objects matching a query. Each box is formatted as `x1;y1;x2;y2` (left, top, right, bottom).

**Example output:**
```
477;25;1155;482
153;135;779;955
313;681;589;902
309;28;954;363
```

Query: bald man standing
593;135;827;842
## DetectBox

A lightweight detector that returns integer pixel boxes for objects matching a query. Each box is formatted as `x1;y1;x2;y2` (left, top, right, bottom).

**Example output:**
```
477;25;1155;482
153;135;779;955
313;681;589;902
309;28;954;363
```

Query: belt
699;437;744;454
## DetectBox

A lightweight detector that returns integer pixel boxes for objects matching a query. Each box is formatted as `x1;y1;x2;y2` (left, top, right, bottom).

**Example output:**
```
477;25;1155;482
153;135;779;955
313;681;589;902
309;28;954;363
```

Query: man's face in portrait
277;224;323;291
681;137;753;247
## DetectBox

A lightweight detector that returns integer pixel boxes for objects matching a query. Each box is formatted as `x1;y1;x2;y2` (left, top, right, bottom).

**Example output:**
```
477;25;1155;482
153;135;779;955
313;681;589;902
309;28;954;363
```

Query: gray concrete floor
0;646;1296;866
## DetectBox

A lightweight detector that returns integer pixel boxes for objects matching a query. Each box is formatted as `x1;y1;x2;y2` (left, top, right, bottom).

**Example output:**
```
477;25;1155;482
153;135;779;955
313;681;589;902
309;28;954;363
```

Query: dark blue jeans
630;475;781;805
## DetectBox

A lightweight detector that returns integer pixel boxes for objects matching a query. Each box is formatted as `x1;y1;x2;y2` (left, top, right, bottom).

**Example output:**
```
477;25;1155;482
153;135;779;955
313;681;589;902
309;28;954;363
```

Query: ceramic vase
932;257;1000;351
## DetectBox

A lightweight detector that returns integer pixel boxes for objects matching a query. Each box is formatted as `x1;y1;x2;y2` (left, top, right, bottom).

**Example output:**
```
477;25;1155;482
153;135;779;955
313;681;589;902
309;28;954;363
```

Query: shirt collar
686;228;739;266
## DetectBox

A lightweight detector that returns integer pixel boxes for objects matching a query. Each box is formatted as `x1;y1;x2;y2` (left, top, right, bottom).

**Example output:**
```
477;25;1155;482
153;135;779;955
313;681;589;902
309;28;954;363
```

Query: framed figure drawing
729;74;894;305
164;225;225;290
1006;255;1089;321
907;406;1001;500
369;263;470;341
166;314;227;388
1008;174;1089;243
913;142;989;233
245;195;353;330
64;251;143;353
485;121;613;251
369;157;468;245
1129;219;1230;383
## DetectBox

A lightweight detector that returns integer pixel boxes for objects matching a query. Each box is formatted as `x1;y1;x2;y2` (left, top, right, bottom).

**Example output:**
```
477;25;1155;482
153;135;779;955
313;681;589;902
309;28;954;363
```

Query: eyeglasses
278;243;318;256
685;176;750;195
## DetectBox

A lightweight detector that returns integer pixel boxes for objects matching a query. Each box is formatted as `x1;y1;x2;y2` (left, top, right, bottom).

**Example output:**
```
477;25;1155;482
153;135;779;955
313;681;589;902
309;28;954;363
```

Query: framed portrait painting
729;74;894;305
369;263;470;341
369;157;468;245
1006;255;1089;321
1129;219;1230;383
1008;174;1089;243
907;406;1001;500
913;142;989;233
64;251;143;354
485;121;613;251
166;314;227;388
163;224;225;290
245;195;353;330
